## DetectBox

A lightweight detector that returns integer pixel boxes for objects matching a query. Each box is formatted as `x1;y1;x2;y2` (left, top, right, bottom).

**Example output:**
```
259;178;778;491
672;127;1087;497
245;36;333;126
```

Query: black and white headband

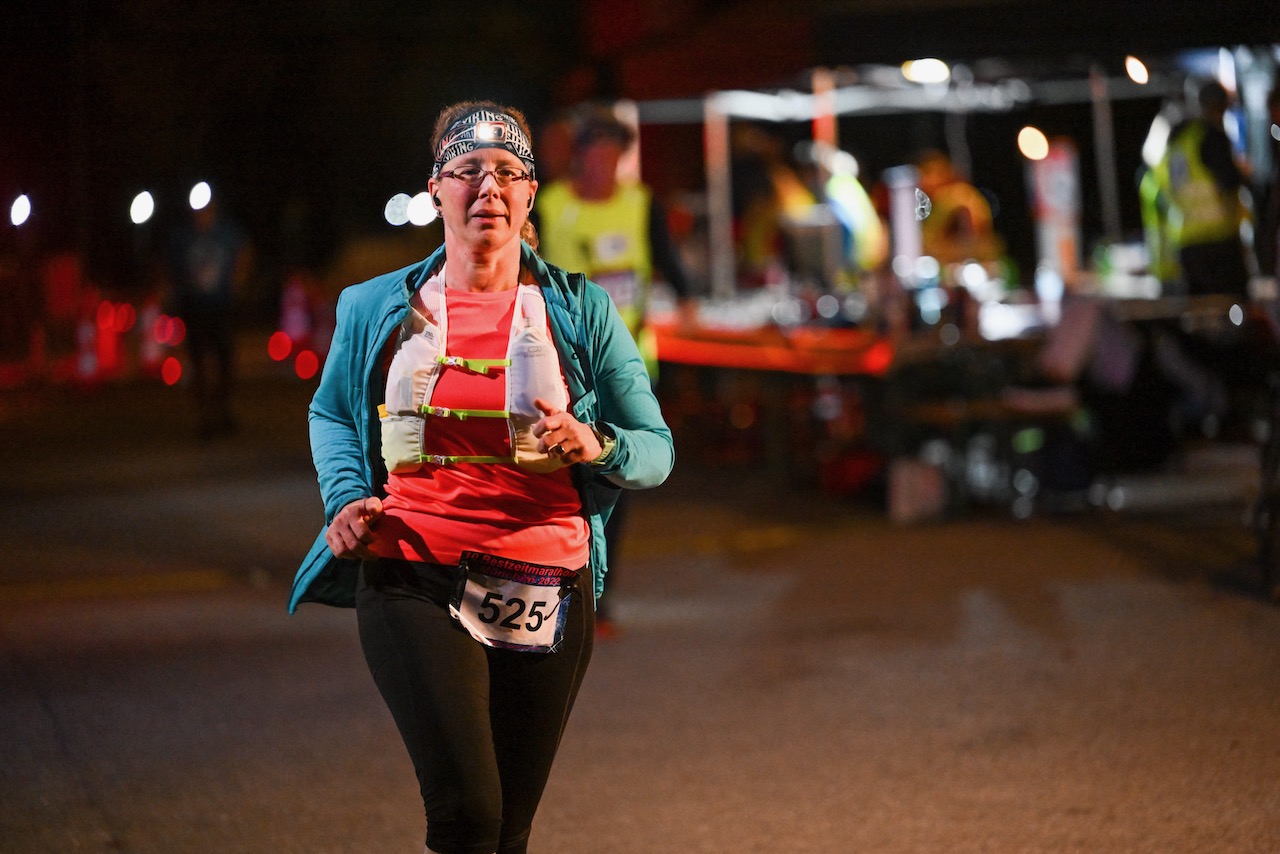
432;109;536;178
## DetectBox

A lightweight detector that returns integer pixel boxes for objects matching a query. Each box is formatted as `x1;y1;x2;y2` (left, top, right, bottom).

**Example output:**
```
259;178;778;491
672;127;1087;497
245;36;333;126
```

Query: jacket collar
409;241;557;291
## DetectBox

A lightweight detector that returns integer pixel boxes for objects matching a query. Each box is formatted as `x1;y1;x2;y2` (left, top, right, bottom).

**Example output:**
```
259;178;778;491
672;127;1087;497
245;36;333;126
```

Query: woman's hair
431;100;539;249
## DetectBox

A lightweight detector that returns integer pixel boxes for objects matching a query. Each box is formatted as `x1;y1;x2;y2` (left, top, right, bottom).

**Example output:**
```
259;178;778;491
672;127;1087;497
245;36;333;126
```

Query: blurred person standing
1256;85;1280;280
730;122;819;284
166;194;251;439
913;149;1004;267
289;101;673;854
1137;100;1188;288
1154;79;1252;298
533;105;694;636
810;142;889;279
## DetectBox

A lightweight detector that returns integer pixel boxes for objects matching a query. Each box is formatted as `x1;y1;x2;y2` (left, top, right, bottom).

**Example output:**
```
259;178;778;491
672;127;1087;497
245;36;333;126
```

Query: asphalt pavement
2;360;1280;853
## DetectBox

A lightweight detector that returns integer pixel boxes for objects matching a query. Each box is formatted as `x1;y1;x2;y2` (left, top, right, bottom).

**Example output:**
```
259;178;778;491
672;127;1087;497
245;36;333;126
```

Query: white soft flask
507;286;568;471
380;275;446;473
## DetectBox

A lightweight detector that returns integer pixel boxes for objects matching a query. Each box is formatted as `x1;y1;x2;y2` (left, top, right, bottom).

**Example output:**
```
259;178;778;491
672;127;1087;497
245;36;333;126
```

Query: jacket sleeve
309;287;376;523
585;284;675;489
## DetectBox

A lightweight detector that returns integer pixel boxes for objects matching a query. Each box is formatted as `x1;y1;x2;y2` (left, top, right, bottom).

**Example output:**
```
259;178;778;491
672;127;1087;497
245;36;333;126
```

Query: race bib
449;552;579;653
594;270;641;311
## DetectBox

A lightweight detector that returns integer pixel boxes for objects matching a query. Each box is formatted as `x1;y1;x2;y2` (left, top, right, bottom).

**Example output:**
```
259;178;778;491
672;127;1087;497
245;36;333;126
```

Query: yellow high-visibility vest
537;181;653;339
1155;121;1241;247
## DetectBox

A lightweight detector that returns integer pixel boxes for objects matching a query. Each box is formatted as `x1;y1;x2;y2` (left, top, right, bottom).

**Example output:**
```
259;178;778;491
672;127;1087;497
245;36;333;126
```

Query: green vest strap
436;355;511;375
420;454;515;466
422;405;510;420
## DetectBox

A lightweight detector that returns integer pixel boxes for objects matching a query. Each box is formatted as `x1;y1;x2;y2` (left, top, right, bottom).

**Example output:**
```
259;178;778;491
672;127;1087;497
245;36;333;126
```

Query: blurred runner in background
534;105;695;637
166;195;251;439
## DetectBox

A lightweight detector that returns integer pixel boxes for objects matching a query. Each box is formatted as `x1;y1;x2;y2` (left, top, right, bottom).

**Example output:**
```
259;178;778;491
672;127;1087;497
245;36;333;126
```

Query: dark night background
3;0;1277;316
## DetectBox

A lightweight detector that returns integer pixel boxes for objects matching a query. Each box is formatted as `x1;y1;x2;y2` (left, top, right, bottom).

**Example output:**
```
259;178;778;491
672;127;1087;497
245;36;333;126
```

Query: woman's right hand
325;496;384;559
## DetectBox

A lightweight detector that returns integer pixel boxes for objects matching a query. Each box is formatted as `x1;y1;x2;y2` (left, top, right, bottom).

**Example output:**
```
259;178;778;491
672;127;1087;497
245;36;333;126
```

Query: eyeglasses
438;166;533;188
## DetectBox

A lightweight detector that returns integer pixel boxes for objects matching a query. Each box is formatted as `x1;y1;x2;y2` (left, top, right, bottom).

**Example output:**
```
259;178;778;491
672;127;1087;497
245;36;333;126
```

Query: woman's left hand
532;398;604;463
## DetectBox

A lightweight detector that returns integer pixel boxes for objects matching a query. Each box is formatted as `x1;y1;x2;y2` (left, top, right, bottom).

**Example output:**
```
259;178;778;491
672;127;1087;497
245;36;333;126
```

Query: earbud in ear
432;195;442;207
527;197;533;209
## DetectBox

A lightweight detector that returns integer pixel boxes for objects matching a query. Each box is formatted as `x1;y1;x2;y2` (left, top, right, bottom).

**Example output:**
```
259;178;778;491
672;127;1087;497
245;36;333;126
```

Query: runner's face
577;140;623;195
430;150;537;252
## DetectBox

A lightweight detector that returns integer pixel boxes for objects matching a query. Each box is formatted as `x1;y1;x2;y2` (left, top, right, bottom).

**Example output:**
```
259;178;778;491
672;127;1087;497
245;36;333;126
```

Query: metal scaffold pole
704;94;736;300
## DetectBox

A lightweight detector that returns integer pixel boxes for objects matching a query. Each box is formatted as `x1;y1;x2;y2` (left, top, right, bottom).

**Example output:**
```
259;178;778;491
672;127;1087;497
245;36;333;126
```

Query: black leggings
355;559;594;854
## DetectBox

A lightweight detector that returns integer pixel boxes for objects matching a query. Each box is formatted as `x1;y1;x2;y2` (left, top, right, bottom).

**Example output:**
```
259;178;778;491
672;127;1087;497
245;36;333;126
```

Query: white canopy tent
627;60;1222;298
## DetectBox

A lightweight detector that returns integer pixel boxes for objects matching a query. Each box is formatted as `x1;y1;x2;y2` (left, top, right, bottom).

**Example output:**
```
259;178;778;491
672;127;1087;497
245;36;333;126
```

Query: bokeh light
268;331;293;361
407;192;438;227
863;340;893;375
1018;126;1050;160
295;350;320;380
113;302;137;334
92;300;140;335
153;314;186;346
1124;56;1149;84
130;191;155;224
901;58;950;84
153;316;171;344
161;356;183;386
728;403;756;430
10;194;31;226
189;181;212;211
385;193;411;226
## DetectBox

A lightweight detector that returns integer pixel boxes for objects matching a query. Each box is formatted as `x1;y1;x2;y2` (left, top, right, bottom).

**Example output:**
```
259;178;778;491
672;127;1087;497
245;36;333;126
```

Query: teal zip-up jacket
288;241;674;613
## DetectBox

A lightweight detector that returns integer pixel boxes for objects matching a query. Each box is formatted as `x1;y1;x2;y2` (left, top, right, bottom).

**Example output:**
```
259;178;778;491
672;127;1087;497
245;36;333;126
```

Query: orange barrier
652;321;894;376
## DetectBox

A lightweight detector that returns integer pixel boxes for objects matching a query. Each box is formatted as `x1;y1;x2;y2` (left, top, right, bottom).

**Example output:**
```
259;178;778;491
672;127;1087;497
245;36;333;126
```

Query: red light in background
268;331;293;361
154;314;187;346
161;356;183;386
113;302;137;334
728;403;756;430
96;300;114;330
863;340;893;375
295;350;319;380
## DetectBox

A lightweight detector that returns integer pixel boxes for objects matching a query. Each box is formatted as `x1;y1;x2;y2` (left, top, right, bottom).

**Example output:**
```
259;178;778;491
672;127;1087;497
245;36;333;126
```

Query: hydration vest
378;268;570;475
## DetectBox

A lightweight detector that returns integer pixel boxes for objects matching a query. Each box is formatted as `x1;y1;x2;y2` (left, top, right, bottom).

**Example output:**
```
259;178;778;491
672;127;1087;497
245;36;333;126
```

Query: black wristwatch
589;423;617;467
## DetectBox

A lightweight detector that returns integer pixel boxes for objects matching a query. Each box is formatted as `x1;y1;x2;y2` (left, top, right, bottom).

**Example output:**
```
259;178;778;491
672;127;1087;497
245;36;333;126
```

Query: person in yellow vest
1138;101;1186;287
812;142;889;277
1154;80;1251;298
535;106;694;636
914;150;1004;267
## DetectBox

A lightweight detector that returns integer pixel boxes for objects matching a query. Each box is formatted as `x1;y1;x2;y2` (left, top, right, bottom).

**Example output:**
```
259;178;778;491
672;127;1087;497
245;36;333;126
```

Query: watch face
590;425;615;465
